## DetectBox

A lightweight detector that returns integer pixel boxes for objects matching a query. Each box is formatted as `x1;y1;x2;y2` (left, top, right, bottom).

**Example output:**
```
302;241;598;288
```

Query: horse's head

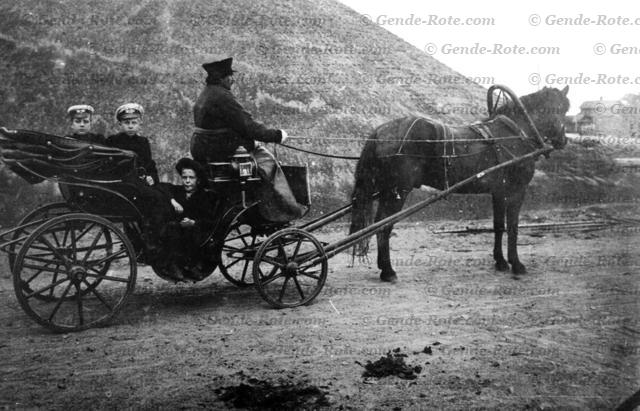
519;86;571;150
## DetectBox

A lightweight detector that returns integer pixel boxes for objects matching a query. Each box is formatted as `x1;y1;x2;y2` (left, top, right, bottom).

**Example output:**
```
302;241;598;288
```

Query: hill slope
0;0;487;222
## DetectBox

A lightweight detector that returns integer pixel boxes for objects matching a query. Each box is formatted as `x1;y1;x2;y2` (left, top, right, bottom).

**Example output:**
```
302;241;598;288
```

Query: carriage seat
206;147;311;207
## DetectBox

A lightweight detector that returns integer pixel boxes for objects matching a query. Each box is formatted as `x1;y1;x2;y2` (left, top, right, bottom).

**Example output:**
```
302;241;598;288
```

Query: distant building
575;98;623;136
563;115;577;134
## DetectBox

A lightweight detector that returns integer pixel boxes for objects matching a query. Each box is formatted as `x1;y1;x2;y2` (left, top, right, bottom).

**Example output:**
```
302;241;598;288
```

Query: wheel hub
284;262;299;277
68;265;87;283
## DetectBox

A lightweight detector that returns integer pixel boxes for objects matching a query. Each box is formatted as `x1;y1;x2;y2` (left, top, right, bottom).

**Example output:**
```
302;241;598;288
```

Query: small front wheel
252;228;327;308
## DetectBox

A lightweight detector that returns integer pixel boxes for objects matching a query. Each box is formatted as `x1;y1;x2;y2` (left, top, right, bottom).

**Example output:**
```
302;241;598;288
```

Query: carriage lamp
238;161;252;178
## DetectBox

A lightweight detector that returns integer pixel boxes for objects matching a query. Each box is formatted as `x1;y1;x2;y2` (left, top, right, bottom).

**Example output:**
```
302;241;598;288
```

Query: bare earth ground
0;204;639;410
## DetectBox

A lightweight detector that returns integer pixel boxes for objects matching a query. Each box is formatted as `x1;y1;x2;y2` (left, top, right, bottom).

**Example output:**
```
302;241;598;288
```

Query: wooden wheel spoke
50;228;62;248
23;254;61;265
49;265;61;298
61;225;70;247
21;263;68;274
85;269;130;283
47;281;73;322
86;248;128;267
27;245;56;253
70;224;78;258
73;222;96;244
261;255;285;269
299;270;321;281
24;260;57;283
223;243;245;253
35;237;67;262
259;267;284;286
240;260;249;283
292;276;305;299
74;242;117;253
292;238;303;259
277;239;288;263
75;283;84;326
81;229;104;264
238;228;249;247
24;277;69;299
223;257;244;270
82;279;113;311
278;276;290;302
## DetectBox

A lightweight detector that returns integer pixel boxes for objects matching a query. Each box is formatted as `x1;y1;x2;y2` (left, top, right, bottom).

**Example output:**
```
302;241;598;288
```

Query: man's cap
67;104;94;118
115;103;144;121
202;57;235;79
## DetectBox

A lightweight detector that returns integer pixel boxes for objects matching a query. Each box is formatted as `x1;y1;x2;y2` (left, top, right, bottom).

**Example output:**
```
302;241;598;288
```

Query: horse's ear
561;85;569;96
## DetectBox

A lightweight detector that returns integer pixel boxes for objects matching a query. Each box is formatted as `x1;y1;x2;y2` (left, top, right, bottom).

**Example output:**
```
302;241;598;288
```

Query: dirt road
0;204;638;410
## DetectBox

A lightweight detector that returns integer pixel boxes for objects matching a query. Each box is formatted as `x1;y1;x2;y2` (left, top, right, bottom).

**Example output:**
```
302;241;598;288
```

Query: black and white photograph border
0;0;639;409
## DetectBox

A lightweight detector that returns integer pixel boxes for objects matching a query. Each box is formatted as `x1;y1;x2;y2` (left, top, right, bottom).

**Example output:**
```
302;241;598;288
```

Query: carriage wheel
13;214;136;332
8;202;74;270
252;228;327;308
219;221;260;287
10;204;114;302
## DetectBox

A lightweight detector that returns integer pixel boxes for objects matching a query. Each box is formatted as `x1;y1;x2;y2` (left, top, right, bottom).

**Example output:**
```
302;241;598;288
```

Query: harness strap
395;117;422;156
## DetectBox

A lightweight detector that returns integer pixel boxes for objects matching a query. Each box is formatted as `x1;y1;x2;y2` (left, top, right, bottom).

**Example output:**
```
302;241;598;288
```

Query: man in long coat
190;57;304;222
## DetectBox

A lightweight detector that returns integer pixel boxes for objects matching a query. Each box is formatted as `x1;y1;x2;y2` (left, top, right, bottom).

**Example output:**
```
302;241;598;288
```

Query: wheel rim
219;222;259;287
8;203;73;271
13;214;136;332
252;228;327;308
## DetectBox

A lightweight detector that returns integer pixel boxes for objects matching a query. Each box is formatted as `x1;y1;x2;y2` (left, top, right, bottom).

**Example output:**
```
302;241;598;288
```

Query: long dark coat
106;132;159;184
191;83;283;162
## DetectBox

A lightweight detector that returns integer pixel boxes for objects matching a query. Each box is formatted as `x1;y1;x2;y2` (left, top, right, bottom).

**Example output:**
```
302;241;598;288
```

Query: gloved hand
279;130;288;144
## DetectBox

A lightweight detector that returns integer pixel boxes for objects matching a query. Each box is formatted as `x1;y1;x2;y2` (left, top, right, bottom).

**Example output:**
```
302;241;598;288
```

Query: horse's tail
349;133;378;256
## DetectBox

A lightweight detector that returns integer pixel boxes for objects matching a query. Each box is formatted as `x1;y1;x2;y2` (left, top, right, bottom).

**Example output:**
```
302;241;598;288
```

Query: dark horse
349;86;570;282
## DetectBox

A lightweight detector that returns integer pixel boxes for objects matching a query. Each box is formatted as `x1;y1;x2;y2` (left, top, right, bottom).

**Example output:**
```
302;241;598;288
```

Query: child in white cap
106;103;158;186
65;104;106;144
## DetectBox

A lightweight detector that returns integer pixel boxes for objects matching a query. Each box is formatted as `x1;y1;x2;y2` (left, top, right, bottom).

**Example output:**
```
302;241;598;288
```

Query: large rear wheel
13;214;136;332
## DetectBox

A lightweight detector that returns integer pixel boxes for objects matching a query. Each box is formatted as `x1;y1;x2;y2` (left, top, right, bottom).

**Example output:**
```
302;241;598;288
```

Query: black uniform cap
202;57;235;80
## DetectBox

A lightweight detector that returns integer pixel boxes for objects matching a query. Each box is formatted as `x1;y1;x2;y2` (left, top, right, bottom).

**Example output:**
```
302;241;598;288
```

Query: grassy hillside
0;0;490;224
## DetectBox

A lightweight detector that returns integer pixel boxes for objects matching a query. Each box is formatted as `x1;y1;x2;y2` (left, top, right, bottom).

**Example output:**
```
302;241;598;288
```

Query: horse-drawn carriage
0;85;571;333
0;127;328;332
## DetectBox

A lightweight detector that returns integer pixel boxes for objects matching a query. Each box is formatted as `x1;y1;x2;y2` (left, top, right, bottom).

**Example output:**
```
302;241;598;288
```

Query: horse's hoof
495;260;510;272
380;272;398;283
511;263;527;275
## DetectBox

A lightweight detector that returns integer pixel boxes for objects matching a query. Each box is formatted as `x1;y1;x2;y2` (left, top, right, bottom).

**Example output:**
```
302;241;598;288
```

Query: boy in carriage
190;57;304;223
106;103;159;187
104;103;166;260
160;157;217;281
65;104;106;144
